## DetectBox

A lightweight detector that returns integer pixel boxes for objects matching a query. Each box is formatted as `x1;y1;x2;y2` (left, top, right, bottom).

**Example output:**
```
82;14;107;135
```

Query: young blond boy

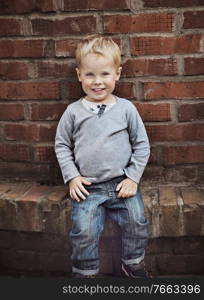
55;35;150;278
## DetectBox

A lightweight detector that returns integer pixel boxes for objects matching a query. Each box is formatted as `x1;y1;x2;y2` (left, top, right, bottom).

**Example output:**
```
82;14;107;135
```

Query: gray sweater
55;97;150;184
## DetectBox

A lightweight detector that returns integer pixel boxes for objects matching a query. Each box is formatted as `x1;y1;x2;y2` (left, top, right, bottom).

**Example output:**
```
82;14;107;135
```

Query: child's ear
76;68;81;82
116;67;122;80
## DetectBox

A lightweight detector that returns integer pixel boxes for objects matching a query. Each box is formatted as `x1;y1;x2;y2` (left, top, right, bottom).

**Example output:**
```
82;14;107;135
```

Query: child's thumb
116;183;122;191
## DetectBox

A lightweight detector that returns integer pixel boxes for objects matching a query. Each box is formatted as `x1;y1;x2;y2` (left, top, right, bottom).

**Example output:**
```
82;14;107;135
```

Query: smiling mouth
92;88;105;92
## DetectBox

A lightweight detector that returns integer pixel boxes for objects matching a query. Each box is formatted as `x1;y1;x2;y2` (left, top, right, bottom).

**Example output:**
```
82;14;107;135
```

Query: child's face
76;53;121;103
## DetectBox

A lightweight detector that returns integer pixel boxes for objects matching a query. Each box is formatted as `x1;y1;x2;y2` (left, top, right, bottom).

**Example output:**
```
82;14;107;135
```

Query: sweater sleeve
55;107;80;184
124;103;150;184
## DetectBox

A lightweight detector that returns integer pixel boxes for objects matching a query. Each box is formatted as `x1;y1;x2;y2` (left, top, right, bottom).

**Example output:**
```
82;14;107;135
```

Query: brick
0;0;56;14
148;147;158;163
131;35;201;56
67;81;84;99
0;0;35;13
0;61;29;80
63;0;130;11
184;57;204;75
147;124;204;143
29;103;67;121
37;61;75;78
55;39;78;57
181;187;203;235
17;200;43;232
143;0;204;7
159;188;180;237
0;198;17;231
47;186;68;202
0;18;22;36
33;145;56;162
1;183;32;201
103;13;175;33
165;167;198;185
21;185;51;201
4;124;57;142
159;187;177;205
135;103;171;121
0;40;46;58
0;144;30;161
143;189;160;237
184;11;204;29
115;82;135;99
122;58;177;77
178;103;204;121
0;184;11;196
35;0;57;12
0;82;59;100
0;162;51;182
143;166;199;185
0;103;24;121
181;187;204;205
55;38;122;58
162;146;204;165
144;81;204;100
32;16;96;36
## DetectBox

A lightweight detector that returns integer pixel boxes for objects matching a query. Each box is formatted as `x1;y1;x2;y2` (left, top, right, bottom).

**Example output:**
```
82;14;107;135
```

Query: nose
94;76;102;84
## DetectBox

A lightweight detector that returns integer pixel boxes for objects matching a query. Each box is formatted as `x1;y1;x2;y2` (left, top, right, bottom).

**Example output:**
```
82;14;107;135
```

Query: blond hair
75;34;121;69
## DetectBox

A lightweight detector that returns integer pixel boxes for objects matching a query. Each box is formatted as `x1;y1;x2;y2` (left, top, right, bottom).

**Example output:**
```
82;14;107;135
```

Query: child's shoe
121;261;150;278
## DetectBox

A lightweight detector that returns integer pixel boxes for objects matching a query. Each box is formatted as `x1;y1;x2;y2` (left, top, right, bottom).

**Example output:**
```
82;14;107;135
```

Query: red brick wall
0;0;204;184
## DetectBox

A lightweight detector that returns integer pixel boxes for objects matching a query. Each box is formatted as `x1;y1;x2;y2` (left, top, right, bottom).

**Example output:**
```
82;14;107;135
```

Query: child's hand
69;176;92;202
116;178;138;199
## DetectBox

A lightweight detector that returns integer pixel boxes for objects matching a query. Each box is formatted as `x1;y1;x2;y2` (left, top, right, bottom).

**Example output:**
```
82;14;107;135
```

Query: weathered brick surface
144;82;204;99
0;183;203;237
135;103;171;122
0;0;56;13
0;18;22;36
0;103;25;121
162;146;204;165
0;162;52;182
178;103;204;121
0;82;60;100
0;61;29;80
0;144;31;162
0;40;46;58
4;123;57;142
143;0;204;8
36;61;75;79
181;188;204;236
32;16;96;36
122;58;177;76
115;82;136;99
184;11;204;29
63;0;130;11
130;35;201;56
184;57;204;75
29;103;67;121
0;183;204;276
146;124;204;142
103;13;175;33
33;145;56;162
55;39;79;57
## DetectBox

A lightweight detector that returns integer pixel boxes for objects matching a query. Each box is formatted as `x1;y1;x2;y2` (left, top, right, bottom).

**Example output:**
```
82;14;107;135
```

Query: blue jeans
70;175;149;276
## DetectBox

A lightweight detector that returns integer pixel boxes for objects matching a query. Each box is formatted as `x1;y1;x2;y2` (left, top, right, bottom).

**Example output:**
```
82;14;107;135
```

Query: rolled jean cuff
122;252;145;265
72;266;99;276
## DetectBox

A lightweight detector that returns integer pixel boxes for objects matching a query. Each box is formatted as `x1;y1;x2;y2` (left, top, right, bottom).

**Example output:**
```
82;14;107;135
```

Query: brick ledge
0;182;203;237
